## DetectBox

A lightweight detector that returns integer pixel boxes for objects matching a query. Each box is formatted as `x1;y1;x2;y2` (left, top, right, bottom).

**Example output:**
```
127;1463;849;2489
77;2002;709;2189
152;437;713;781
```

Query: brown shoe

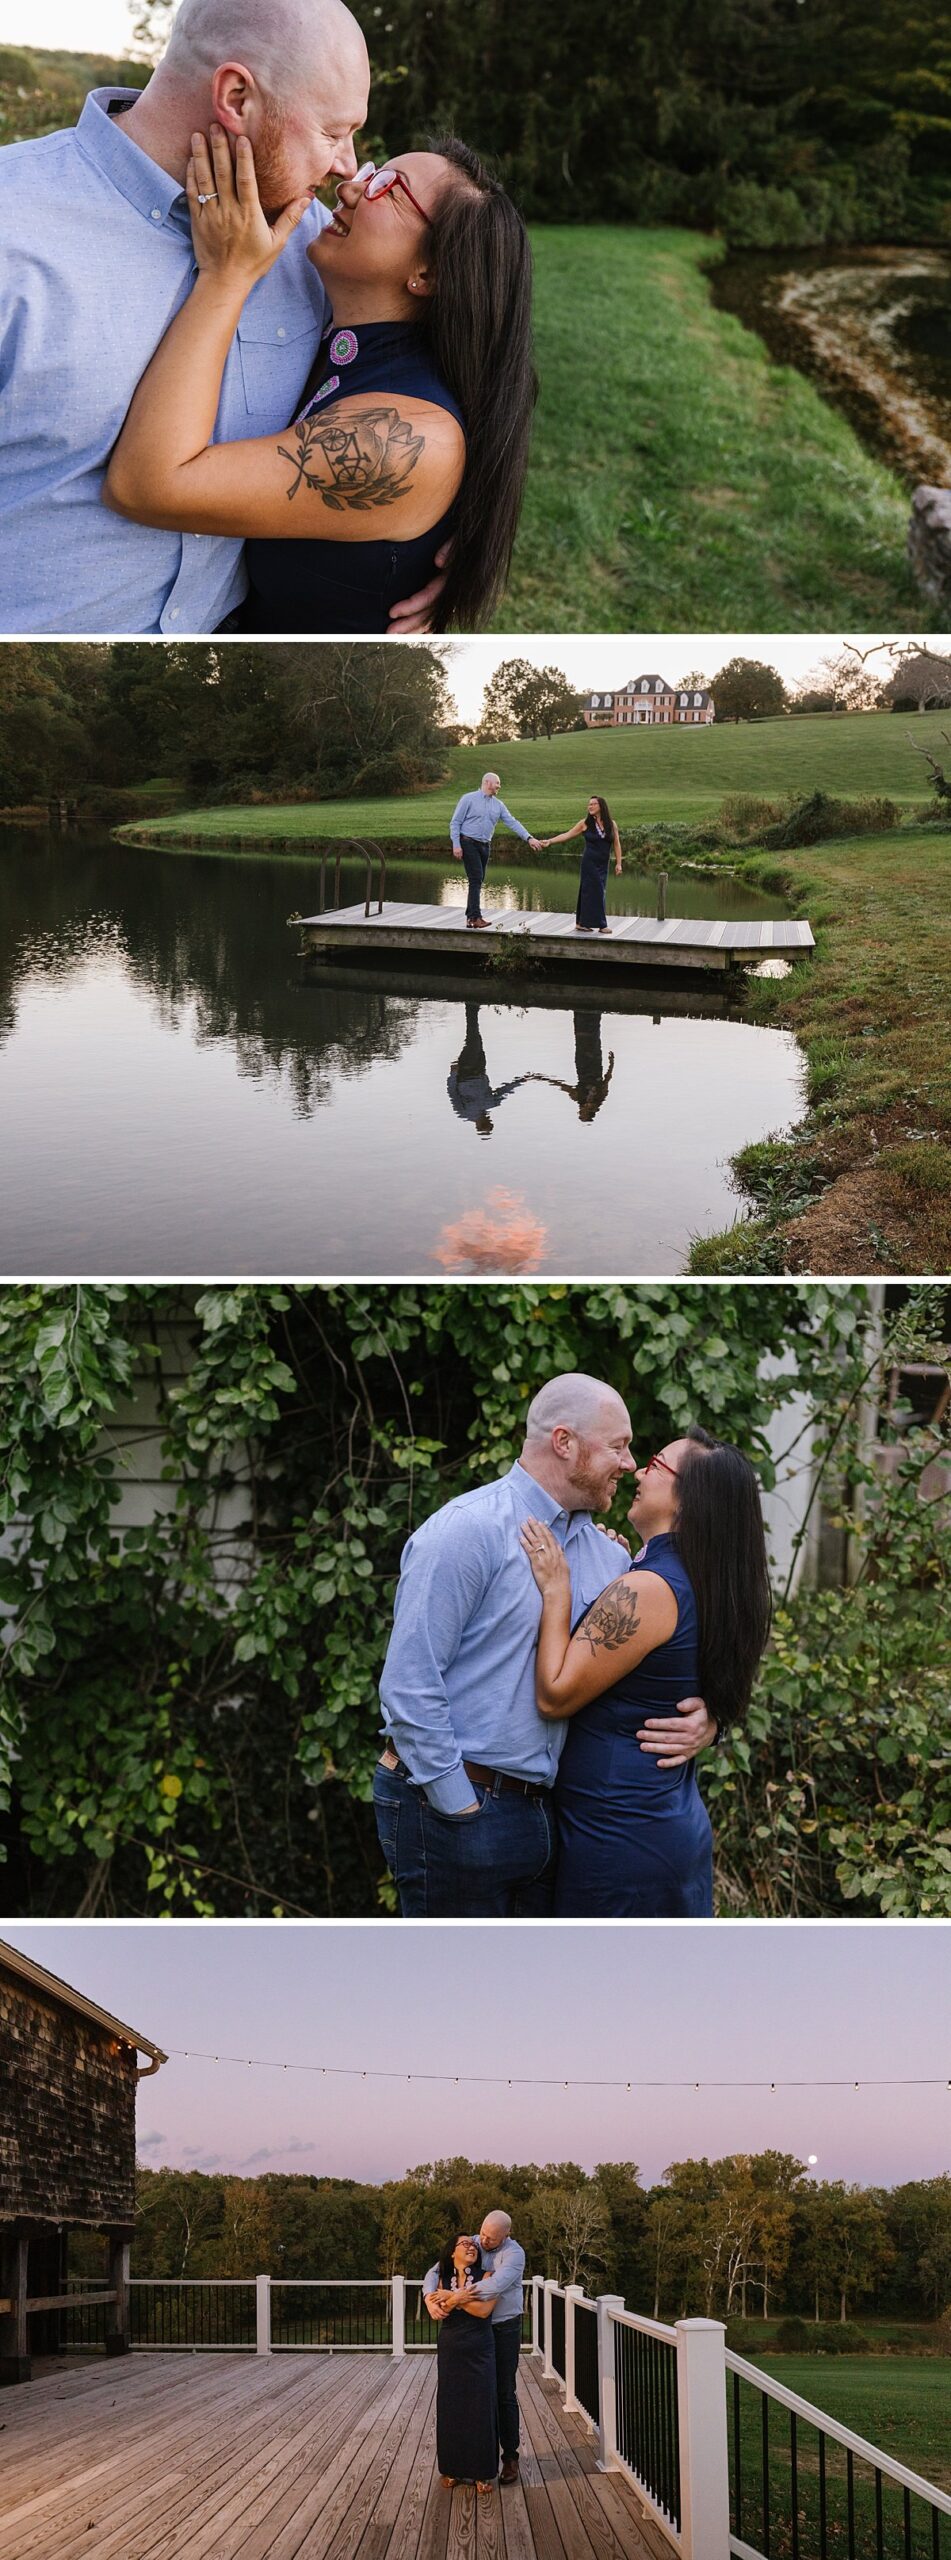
500;2457;520;2486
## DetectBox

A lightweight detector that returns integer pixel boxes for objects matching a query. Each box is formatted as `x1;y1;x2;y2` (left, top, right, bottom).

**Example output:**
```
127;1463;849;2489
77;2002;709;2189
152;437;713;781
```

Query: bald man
375;1371;718;1915
424;2211;526;2484
0;0;369;632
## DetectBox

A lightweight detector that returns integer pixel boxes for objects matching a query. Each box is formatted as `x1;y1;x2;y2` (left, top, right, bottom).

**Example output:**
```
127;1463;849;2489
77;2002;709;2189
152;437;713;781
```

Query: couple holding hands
450;777;624;933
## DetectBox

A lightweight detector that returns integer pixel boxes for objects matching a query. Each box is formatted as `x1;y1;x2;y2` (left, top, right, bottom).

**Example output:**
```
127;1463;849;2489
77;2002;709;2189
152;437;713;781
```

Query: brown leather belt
379;1747;550;1806
461;1759;550;1803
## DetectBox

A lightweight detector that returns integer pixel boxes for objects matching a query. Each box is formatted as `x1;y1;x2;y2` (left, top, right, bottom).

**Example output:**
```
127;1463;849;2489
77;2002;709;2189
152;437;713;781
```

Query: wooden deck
296;903;814;978
0;2351;674;2560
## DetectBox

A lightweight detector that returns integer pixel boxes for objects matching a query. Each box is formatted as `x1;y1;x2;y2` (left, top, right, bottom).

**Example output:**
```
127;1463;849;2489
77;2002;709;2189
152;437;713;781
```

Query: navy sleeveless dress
554;1532;714;1916
575;817;611;929
244;319;465;633
436;2290;499;2482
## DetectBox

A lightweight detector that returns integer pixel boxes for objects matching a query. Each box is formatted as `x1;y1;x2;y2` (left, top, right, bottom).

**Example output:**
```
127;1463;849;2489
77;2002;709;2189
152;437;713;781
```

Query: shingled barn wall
0;1970;137;2228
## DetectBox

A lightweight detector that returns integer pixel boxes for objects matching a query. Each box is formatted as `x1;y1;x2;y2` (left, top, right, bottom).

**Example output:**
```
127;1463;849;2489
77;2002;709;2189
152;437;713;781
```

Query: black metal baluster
819;2431;827;2559
790;2413;799;2560
732;2372;742;2535
875;2470;884;2560
761;2388;772;2558
847;2450;856;2560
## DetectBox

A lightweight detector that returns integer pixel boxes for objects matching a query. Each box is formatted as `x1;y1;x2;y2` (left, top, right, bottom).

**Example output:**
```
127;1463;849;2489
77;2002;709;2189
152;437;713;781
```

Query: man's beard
565;1439;613;1512
252;96;298;214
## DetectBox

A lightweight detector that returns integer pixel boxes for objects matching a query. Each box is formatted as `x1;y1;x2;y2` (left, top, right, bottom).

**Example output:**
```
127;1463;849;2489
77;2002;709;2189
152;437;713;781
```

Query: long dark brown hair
419;136;537;631
592;796;614;836
673;1425;772;1729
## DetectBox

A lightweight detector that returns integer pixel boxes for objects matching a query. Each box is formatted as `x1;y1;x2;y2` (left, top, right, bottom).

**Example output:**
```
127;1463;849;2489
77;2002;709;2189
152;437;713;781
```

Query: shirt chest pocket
235;312;322;423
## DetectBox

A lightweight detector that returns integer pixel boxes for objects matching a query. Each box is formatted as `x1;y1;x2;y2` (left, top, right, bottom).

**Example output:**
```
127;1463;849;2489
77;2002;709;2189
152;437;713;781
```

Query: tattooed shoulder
575;1579;642;1657
277;405;426;511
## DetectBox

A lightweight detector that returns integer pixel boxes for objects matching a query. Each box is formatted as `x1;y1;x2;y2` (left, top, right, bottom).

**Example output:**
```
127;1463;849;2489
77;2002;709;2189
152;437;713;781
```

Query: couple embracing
1;0;534;636
374;1372;771;1917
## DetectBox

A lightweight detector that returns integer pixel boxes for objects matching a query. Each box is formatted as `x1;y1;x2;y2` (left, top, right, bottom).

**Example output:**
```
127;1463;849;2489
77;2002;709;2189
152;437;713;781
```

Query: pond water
711;245;951;487
0;834;805;1277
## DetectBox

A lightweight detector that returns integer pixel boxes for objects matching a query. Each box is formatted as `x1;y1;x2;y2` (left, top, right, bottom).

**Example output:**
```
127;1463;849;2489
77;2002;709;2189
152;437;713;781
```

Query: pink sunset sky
5;1921;949;2189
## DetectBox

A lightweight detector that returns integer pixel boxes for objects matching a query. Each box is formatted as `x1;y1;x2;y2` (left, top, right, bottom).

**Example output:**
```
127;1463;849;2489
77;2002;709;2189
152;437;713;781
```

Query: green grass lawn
731;2356;951;2558
118;709;950;845
507;228;934;630
689;824;951;1274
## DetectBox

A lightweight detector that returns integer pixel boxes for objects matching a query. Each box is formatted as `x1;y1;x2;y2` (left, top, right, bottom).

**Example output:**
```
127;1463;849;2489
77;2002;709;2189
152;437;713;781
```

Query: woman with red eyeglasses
519;1426;772;1917
105;127;536;632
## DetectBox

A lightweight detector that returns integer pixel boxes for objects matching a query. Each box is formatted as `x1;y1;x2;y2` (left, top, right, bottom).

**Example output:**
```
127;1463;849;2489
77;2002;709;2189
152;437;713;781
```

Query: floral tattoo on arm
574;1582;642;1658
277;405;426;510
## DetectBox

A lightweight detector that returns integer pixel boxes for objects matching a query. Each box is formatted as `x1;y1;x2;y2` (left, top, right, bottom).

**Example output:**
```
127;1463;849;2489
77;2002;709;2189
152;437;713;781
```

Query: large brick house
582;675;715;728
0;1939;166;2383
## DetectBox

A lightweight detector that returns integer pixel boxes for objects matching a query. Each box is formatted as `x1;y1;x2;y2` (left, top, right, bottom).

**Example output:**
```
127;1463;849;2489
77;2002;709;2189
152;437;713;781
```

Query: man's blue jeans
373;1759;556;1916
493;2318;523;2461
460;833;490;922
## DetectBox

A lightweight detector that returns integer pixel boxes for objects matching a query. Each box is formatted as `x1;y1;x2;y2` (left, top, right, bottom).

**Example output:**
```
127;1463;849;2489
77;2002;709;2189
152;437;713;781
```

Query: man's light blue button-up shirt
423;2235;526;2326
0;89;331;634
379;1462;629;1814
450;791;531;849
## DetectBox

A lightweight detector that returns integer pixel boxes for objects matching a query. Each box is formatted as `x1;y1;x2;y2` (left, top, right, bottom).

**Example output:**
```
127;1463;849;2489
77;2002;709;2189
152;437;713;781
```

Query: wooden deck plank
1;2357;385;2560
0;2354;678;2560
296;903;814;982
519;2370;661;2560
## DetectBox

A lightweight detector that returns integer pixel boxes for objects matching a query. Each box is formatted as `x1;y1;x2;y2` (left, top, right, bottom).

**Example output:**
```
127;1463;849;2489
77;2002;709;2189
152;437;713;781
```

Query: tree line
122;2154;951;2336
8;1;948;245
0;643;452;816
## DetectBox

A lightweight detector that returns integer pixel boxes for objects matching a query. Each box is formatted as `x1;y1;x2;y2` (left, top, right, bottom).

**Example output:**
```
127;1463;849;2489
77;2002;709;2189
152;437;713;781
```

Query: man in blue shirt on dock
374;1371;717;1914
0;0;369;632
424;2210;527;2484
449;773;544;928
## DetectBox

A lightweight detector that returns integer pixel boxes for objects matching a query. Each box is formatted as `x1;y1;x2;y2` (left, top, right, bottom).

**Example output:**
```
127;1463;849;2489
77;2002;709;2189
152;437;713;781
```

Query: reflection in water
435;1188;548;1274
447;1001;533;1137
533;1013;616;1125
0;834;806;1277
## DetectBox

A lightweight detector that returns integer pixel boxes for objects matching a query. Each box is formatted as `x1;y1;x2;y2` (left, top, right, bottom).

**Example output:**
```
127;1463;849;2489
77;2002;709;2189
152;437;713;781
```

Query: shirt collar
75;89;190;230
506;1462;587;1538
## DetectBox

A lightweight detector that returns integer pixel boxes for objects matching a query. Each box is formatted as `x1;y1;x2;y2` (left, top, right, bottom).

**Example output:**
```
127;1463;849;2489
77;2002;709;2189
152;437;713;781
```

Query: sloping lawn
118;710;951;845
506;228;935;630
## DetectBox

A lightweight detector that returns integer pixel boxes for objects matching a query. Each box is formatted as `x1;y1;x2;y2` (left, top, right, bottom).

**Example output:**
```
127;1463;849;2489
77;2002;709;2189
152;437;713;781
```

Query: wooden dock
0;2351;675;2560
295;904;814;978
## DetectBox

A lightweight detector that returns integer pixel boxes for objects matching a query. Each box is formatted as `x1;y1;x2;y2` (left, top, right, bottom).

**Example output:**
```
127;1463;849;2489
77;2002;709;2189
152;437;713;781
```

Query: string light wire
164;2050;947;2093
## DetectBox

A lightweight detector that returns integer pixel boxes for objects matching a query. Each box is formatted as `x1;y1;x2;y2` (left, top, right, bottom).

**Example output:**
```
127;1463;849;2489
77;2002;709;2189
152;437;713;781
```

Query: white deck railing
102;2273;948;2560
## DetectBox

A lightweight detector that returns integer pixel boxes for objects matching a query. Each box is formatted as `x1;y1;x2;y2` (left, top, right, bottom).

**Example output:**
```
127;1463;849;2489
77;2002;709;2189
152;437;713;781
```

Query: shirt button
150;207;162;222
168;607;180;621
277;327;286;341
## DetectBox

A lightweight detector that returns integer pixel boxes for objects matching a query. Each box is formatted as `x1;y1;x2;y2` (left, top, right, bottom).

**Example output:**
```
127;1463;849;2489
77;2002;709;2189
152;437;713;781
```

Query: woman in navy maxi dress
541;795;623;931
426;2239;498;2487
519;1427;772;1919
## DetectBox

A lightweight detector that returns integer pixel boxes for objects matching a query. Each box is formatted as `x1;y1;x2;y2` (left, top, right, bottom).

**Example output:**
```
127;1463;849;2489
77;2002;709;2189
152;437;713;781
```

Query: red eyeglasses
643;1452;679;1480
363;165;433;224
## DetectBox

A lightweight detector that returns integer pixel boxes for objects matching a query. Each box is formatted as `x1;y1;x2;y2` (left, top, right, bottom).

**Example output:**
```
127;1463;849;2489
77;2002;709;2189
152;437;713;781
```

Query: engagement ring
197;191;219;205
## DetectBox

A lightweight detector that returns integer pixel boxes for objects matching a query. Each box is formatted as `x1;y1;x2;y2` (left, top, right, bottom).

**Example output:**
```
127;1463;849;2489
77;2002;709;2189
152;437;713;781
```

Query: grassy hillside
127;710;951;844
505;228;935;632
0;46;148;147
691;824;951;1274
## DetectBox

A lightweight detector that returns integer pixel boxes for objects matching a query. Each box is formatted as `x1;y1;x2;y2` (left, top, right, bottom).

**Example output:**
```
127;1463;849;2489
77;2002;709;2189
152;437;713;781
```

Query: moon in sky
807;2154;819;2166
